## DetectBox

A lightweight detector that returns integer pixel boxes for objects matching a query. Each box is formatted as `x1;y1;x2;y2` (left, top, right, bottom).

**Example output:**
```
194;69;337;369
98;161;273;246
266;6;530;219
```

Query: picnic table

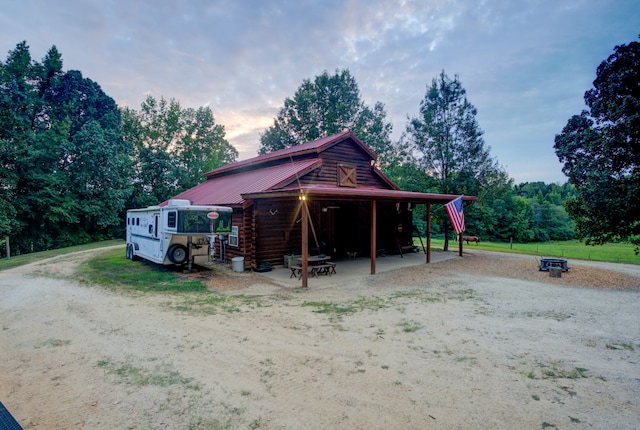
289;255;336;279
538;258;569;272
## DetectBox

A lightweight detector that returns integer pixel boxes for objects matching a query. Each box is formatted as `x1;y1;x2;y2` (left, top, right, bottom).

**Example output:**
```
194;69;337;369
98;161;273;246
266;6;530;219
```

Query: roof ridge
204;130;374;178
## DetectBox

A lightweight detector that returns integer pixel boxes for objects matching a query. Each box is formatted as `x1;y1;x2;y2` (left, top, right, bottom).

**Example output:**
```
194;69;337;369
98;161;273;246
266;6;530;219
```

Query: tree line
2;37;637;256
0;42;236;255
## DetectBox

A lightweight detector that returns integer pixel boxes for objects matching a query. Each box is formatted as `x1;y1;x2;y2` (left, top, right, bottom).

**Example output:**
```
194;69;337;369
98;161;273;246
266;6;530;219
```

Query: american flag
445;196;465;235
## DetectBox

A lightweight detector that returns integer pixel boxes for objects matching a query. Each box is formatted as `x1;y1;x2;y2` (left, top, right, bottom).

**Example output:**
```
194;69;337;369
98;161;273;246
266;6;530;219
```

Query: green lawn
76;248;208;293
0;239;125;271
1;238;638;273
426;238;639;265
0;241;208;293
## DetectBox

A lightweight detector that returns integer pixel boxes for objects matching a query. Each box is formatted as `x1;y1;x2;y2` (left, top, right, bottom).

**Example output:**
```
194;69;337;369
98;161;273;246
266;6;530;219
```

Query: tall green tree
258;69;393;164
0;42;33;239
554;37;640;253
175;106;237;190
0;42;132;253
405;71;508;250
123;96;237;208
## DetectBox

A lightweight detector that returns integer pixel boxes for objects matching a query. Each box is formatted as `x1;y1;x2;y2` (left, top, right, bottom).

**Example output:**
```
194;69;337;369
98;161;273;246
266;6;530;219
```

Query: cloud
2;0;639;183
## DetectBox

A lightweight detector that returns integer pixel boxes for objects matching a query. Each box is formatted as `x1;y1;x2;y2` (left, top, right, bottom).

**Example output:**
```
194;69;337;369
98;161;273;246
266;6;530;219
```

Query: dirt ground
1;247;639;429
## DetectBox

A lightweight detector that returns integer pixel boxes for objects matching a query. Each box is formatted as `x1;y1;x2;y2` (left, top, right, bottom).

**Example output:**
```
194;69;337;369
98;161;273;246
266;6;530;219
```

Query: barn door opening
334;202;370;257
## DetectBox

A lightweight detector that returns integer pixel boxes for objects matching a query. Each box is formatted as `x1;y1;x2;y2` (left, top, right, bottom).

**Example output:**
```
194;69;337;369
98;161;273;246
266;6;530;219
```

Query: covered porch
244;186;476;287
258;248;458;288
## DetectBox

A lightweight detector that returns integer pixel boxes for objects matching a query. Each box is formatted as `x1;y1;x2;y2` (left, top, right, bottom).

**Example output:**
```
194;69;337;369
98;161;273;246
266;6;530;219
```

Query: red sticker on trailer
207;212;219;219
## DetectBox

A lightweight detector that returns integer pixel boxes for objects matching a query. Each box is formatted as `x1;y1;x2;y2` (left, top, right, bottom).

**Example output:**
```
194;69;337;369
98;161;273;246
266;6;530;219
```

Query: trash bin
232;256;245;272
549;267;562;278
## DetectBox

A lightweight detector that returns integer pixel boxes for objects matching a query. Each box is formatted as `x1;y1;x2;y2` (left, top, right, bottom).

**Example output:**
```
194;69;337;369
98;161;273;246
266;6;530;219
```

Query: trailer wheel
168;244;188;265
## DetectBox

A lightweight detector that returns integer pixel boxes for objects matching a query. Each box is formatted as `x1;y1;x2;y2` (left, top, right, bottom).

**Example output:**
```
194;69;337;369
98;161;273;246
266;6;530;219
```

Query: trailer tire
168;244;188;265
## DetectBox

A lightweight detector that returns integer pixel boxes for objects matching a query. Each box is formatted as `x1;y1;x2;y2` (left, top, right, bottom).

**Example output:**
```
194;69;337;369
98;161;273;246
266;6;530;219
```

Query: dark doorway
333;201;371;257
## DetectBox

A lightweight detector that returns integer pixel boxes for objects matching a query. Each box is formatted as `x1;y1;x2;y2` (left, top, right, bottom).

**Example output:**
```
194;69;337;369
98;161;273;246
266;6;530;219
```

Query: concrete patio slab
258;249;459;288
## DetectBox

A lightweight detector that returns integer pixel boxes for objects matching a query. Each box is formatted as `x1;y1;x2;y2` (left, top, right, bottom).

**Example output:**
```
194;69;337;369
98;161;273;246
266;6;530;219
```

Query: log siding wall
234;139;414;268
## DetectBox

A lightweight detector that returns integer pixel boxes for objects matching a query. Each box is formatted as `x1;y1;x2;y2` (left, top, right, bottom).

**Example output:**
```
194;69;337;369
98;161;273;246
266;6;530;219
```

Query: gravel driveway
1;247;639;429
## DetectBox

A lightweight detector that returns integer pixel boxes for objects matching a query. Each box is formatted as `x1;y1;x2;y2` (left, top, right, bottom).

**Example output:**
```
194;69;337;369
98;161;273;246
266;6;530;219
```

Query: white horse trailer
125;199;233;267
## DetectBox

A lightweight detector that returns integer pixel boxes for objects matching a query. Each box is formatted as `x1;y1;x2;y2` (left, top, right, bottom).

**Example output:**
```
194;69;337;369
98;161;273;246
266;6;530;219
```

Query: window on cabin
229;226;239;247
338;164;357;187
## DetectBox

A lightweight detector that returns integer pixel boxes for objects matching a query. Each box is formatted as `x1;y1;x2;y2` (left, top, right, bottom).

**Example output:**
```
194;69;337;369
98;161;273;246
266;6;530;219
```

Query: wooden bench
327;262;336;274
312;264;332;277
290;262;336;279
289;265;303;279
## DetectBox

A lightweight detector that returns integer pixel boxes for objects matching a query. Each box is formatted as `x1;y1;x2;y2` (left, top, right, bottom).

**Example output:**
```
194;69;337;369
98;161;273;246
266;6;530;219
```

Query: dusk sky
2;0;639;183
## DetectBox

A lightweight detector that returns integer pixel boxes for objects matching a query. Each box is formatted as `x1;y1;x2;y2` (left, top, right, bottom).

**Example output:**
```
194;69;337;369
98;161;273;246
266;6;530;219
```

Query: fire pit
538;258;569;272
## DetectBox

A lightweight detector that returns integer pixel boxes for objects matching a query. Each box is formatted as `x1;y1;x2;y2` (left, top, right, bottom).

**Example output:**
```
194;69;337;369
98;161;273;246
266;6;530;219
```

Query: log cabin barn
167;130;476;286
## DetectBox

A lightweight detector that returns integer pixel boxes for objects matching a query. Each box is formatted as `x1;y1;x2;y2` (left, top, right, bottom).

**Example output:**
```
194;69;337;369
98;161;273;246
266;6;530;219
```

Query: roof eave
242;186;477;204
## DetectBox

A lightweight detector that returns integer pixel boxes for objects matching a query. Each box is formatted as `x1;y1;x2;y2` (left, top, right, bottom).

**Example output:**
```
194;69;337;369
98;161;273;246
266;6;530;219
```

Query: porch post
458;233;463;256
426;202;431;264
301;198;309;287
370;200;377;275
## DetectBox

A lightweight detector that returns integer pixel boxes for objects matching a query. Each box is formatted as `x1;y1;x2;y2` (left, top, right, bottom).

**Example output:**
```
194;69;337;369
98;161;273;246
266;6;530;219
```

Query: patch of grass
389;290;423;300
34;338;71;348
352;296;387;311
97;358;199;389
188;416;237;430
526;361;590;380
168;294;267;315
522;310;572;321
301;297;387;315
399;320;423;333
77;249;208;293
170;294;227;314
301;301;357;315
302;289;475;321
248;420;263;430
606;342;635;351
455;356;477;364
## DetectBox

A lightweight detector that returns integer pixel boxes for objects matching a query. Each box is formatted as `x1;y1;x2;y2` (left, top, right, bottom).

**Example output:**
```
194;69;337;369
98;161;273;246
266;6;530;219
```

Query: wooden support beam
458;232;463;256
301;198;309;288
370;200;377;275
426;202;431;264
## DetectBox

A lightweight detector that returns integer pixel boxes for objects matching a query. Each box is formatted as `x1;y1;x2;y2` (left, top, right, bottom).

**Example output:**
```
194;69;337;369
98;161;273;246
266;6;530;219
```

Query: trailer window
175;210;231;234
167;211;177;228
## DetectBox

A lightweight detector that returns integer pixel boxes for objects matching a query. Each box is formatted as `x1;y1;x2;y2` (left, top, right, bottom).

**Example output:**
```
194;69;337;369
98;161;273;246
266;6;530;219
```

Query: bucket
549;267;562;278
232;256;245;272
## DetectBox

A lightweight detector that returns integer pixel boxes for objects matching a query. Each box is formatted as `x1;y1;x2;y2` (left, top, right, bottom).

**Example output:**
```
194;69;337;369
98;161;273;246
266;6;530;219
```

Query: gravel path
1;247;639;429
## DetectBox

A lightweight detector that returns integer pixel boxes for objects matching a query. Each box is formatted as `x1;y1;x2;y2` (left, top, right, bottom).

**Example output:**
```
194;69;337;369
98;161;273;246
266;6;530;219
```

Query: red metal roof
204;130;376;178
167;159;321;206
164;130;476;207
